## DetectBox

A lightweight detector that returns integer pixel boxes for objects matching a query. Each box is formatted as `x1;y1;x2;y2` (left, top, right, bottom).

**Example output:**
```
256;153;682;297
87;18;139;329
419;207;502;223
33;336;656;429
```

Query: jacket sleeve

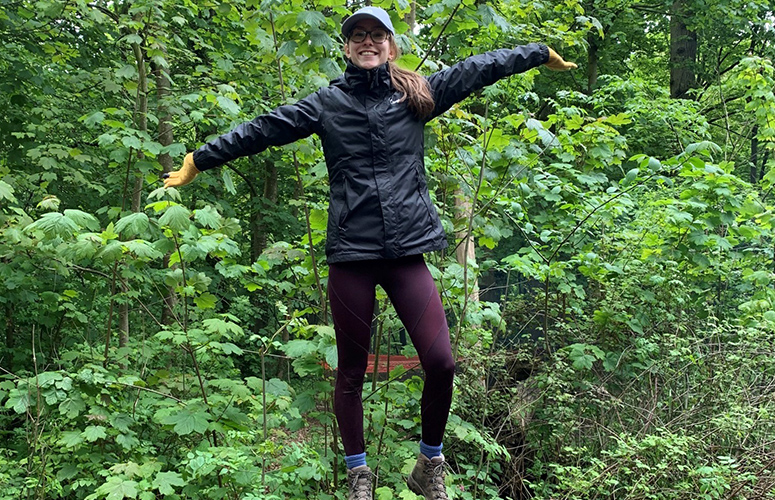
425;43;549;122
192;90;325;171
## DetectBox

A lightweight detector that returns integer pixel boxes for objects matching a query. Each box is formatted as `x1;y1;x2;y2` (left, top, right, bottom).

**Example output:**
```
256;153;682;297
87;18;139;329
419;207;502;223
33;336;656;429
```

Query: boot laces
423;460;451;500
348;468;373;500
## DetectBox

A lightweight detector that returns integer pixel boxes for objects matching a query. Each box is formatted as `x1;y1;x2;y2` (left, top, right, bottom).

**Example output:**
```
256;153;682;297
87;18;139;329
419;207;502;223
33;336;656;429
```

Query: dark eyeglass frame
347;28;390;44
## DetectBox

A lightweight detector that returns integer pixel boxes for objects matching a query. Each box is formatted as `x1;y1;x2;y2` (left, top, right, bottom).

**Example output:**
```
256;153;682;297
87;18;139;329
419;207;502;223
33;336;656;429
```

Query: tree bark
670;0;697;99
119;36;149;355
4;304;13;364
131;40;148;213
455;192;480;301
751;125;759;184
405;0;416;31
250;160;277;339
251;160;278;262
587;32;599;93
154;54;177;325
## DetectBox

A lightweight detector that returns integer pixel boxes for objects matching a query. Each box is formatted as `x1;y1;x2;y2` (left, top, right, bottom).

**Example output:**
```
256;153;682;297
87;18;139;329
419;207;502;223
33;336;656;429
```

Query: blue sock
345;452;367;470
420;440;443;459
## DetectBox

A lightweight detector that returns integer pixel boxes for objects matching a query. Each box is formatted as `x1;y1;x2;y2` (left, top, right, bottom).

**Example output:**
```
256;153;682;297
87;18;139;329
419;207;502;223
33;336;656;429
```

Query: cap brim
341;13;392;37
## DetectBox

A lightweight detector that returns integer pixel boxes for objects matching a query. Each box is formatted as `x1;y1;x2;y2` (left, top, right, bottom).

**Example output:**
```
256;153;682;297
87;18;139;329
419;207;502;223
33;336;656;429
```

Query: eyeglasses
348;28;390;44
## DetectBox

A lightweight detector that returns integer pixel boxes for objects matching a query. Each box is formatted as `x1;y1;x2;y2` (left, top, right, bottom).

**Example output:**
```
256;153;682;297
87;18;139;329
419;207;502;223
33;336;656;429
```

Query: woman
164;6;575;499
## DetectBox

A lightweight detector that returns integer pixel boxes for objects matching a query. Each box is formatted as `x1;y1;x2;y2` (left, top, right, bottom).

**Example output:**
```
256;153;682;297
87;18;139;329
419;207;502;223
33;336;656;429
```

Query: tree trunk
155;55;177;325
251;160;278;262
587;32;599;93
131;40;148;213
670;0;697;99
119;285;129;351
250;160;277;339
405;0;416;31
119;37;149;354
4;304;13;365
455;192;480;301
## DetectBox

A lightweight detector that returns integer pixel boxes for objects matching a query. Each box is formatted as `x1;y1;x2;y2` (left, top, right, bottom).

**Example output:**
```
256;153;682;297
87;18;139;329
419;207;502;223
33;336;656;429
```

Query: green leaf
685;141;722;156
116;65;138;80
309;29;334;51
219;342;244;355
123;34;143;45
222;169;236;194
64;209;100;231
5;389;31;414
194;206;222;229
309;208;327;231
83;425;107;442
59;396;85;419
622;168;639;185
57;464;80;482
115;212;150;237
217;95;240;115
98;133;118;146
399;489;421;500
153;471;185;495
194;292;217;309
159;204;191;232
96;477;139;500
99;240;125;263
59;431;84;448
83;111;105;128
282;339;317;358
265;378;291;397
161;408;210;435
0;180;16;202
122;136;142;149
116;433;140;450
525;118;556;147
124;240;163;260
298;10;325;28
605;113;632;126
375;486;394;500
25;212;79;239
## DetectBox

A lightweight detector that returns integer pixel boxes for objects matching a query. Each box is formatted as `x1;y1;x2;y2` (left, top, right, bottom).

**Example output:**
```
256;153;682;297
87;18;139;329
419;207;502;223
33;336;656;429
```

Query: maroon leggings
329;255;455;456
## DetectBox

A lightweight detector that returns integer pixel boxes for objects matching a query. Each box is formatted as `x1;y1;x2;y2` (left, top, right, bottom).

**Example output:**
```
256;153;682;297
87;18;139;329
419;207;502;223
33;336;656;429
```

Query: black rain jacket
193;43;549;263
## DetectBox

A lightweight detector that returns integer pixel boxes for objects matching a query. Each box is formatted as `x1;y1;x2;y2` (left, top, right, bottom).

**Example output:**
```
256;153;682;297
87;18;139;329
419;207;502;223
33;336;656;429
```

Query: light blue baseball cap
341;6;395;37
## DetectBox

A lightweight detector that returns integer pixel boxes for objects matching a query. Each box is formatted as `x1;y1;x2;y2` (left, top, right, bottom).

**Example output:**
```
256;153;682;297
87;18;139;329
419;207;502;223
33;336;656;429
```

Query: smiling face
344;18;395;70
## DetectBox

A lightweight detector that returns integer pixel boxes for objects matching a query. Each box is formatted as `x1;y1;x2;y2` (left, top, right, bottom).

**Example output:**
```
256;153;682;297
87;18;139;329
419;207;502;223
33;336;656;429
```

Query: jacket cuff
537;44;550;65
192;148;218;172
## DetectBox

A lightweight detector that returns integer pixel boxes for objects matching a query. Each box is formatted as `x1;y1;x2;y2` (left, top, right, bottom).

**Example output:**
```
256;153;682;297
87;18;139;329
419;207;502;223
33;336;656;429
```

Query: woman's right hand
163;153;200;188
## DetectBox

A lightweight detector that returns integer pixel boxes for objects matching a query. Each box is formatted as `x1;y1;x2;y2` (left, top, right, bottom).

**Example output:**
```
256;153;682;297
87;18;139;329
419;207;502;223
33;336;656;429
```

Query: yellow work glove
163;152;200;188
545;48;578;71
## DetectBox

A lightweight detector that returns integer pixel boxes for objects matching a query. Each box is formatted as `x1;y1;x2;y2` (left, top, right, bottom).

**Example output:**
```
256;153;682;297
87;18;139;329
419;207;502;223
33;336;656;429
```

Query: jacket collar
336;61;393;94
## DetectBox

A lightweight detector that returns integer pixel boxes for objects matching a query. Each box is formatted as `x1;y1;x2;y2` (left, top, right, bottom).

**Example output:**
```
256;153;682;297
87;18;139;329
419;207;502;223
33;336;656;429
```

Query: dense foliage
1;0;774;499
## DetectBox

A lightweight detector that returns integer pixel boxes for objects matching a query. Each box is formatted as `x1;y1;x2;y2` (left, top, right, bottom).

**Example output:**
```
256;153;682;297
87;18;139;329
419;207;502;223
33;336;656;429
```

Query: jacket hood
331;61;393;93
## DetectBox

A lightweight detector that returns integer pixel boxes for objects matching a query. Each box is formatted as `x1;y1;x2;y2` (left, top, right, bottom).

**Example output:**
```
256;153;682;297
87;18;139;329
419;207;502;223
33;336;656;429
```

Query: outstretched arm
425;43;576;121
163;91;325;188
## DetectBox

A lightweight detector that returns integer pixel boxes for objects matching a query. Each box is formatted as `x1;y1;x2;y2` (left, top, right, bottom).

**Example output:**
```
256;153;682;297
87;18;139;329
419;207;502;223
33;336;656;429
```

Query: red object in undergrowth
322;354;422;373
321;354;422;373
366;354;421;374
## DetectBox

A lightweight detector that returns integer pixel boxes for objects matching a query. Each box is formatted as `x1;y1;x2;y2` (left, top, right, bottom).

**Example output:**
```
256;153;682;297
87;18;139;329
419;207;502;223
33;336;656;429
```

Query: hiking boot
347;465;373;500
406;453;449;500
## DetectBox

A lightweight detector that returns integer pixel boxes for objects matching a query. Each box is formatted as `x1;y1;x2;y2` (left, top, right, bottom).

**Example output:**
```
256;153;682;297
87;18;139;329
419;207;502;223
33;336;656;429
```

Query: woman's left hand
545;48;578;71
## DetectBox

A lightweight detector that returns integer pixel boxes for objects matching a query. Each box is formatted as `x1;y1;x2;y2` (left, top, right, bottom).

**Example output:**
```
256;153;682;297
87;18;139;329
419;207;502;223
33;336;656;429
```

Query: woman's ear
344;44;351;59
